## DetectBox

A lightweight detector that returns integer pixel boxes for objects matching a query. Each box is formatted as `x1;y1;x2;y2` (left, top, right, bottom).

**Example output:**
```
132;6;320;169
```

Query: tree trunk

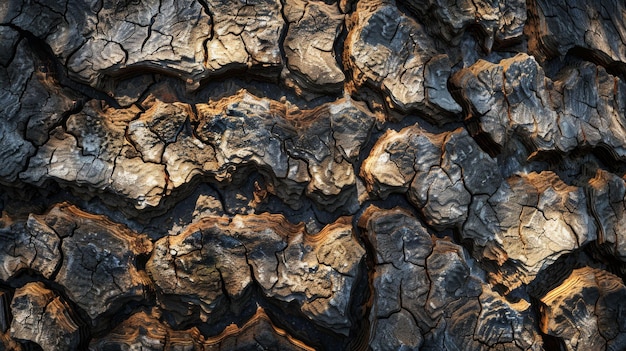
1;0;626;349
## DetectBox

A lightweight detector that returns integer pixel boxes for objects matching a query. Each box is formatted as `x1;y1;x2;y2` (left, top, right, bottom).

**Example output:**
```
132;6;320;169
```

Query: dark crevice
346;258;371;351
193;75;339;110
4;23;120;109
332;11;348;75
19;341;44;351
259;292;346;351
568;46;626;79
463;118;502;158
349;215;376;351
586;241;626;284
530;295;567;351
526;247;595;299
166;284;350;350
0;285;13;333
91;298;158;339
277;0;290;68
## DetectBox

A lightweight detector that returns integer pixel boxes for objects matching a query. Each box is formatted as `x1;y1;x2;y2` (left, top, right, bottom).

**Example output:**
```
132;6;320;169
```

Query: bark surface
1;0;626;350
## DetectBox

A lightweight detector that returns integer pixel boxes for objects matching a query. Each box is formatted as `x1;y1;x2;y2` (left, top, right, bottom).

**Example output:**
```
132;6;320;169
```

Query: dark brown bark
1;0;626;350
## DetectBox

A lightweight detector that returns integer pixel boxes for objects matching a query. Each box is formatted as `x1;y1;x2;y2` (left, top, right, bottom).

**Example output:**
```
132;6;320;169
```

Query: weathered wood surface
1;0;626;349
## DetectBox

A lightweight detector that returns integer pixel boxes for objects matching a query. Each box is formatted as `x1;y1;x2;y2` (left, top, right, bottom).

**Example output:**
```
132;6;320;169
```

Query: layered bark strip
2;0;626;350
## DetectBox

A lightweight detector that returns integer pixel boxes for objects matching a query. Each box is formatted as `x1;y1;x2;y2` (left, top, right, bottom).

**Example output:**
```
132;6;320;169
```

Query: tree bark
1;0;626;350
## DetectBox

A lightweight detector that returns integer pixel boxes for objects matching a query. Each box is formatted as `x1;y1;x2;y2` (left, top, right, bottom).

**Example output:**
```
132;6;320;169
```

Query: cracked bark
1;0;626;350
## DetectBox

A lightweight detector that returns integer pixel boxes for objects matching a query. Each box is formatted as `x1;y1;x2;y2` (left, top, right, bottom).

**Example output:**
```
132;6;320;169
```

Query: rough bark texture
1;0;626;350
